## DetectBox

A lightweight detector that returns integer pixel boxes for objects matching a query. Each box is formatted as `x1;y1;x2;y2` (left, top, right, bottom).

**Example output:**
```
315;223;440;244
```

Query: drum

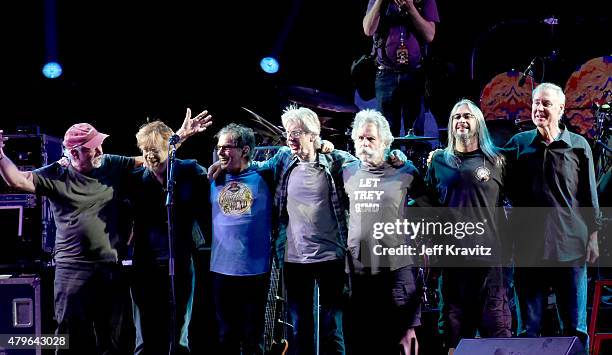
564;56;612;138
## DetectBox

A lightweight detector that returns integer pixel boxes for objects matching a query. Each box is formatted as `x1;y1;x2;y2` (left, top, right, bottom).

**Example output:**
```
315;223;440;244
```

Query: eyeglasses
215;145;240;152
451;113;476;120
282;130;306;139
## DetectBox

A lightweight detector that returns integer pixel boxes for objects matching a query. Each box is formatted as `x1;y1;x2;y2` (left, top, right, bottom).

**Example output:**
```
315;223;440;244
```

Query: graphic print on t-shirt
218;181;253;215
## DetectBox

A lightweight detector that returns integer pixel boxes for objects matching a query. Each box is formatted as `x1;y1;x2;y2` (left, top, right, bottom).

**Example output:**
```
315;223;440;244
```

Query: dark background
1;0;610;161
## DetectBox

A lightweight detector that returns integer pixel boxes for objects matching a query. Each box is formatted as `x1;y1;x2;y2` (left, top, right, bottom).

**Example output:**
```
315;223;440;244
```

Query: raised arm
363;0;385;36
402;0;436;43
0;130;35;193
174;108;213;144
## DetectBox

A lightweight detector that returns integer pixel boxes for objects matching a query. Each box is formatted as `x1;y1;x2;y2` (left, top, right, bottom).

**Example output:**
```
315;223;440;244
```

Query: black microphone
168;134;181;145
518;57;537;87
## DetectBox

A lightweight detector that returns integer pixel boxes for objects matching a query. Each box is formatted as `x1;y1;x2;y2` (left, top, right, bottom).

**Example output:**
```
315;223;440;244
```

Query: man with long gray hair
426;99;511;354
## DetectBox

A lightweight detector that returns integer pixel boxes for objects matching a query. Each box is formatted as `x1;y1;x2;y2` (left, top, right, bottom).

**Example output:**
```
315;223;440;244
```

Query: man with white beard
343;109;424;355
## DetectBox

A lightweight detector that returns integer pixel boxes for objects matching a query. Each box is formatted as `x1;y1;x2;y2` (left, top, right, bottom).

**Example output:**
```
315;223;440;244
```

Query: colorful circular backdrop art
564;56;612;138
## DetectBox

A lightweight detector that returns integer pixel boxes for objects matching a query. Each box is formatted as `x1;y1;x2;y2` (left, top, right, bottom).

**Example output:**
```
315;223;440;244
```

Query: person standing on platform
363;0;439;136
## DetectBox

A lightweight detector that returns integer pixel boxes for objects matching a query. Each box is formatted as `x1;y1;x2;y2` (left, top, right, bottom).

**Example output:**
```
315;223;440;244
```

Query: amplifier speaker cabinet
0;134;62;267
0;276;42;355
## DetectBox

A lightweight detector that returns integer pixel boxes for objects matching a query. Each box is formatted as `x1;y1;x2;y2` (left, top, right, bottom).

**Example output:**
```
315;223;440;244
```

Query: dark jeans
346;266;421;355
212;272;269;355
54;262;127;355
440;267;512;349
375;68;425;137
131;259;194;355
514;265;588;348
284;260;346;355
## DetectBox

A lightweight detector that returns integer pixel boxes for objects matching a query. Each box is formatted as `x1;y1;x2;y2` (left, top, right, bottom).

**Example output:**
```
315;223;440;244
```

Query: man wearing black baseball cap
0;109;211;354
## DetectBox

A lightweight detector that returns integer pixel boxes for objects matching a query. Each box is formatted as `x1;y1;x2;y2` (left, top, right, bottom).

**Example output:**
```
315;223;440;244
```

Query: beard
356;147;384;165
92;156;103;169
454;124;476;146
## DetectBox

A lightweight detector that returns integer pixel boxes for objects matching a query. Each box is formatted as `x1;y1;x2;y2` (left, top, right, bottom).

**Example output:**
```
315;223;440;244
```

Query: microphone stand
165;141;179;355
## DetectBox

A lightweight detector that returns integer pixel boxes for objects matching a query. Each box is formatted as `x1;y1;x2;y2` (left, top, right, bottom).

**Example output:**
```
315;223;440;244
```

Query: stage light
42;62;62;79
260;57;279;74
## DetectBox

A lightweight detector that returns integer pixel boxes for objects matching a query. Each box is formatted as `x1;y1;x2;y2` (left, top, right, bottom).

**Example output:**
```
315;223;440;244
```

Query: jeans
375;68;425;137
131;259;194;355
54;262;127;355
284;260;346;355
515;265;588;349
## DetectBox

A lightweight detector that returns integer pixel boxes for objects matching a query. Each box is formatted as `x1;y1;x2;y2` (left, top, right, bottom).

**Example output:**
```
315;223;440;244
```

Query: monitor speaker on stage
454;336;585;355
0;132;63;266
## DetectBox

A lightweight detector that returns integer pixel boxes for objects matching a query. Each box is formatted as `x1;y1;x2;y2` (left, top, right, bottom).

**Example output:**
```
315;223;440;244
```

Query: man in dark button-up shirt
505;82;599;348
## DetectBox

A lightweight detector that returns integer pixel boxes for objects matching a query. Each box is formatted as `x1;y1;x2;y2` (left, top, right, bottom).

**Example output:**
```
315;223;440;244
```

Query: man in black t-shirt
426;99;511;353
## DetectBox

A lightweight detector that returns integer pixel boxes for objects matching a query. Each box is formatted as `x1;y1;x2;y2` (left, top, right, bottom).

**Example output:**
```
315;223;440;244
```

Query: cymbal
393;133;437;142
241;107;284;136
284;85;359;113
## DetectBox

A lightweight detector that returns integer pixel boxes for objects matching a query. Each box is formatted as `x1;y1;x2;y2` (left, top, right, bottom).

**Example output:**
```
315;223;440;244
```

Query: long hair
443;99;505;168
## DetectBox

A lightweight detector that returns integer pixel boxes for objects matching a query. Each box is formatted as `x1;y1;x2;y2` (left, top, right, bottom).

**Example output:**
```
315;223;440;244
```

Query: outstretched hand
176;108;213;142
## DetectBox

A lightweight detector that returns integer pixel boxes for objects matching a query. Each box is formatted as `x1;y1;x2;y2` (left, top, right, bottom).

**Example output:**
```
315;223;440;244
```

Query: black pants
131;259;194;355
212;272;269;355
440;267;512;349
346;266;421;355
54;262;127;355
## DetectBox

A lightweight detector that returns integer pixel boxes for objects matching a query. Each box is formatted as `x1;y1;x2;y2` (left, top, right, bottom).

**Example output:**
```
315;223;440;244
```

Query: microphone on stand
168;134;181;145
518;57;537;87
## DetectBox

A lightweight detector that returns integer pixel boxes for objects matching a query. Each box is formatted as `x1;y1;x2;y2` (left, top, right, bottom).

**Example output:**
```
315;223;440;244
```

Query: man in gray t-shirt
343;109;423;355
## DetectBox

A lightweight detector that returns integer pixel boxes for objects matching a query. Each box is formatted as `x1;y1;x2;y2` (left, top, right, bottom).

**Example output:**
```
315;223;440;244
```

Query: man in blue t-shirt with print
210;123;275;354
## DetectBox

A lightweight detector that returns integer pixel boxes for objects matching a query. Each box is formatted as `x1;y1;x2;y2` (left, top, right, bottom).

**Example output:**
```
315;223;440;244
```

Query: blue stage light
260;57;279;74
42;61;62;79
